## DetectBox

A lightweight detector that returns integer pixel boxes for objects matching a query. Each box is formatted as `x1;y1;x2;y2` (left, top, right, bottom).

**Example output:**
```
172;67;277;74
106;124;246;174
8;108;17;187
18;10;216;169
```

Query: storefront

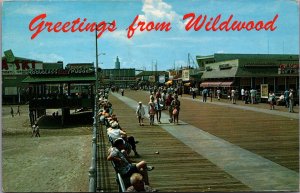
22;68;96;126
197;53;299;99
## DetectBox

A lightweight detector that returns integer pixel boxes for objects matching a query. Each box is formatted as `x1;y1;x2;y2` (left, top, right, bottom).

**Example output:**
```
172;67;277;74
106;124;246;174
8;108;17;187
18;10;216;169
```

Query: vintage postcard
1;0;299;192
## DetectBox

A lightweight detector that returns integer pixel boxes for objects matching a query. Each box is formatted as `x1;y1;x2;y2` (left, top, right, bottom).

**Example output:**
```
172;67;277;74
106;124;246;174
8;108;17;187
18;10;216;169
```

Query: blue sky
1;0;299;71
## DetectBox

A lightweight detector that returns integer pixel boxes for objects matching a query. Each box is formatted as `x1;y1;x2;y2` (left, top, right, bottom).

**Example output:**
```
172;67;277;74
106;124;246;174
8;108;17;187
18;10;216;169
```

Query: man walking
16;105;20;116
241;88;245;101
202;88;208;102
284;89;289;108
250;88;256;104
10;107;14;117
231;89;236;104
289;89;294;113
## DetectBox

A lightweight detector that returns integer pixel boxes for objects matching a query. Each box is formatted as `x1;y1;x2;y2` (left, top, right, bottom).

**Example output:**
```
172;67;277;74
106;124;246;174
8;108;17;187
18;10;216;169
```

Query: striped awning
220;81;234;87
165;80;173;85
200;81;222;87
200;81;234;87
22;75;96;83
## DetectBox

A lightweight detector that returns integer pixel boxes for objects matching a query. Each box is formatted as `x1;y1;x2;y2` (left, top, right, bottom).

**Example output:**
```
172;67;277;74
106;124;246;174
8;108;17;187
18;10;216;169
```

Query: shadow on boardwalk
101;90;299;192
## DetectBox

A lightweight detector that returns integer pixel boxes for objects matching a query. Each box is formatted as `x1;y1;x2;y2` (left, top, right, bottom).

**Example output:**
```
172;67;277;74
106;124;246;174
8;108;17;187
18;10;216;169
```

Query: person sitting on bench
107;120;140;157
107;138;154;186
126;173;157;192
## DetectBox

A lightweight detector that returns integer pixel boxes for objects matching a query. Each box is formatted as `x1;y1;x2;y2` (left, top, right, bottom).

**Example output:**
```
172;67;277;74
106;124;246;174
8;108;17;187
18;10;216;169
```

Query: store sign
278;64;299;74
4;49;15;62
2;59;43;75
261;84;268;99
29;68;94;75
159;75;165;83
182;69;190;81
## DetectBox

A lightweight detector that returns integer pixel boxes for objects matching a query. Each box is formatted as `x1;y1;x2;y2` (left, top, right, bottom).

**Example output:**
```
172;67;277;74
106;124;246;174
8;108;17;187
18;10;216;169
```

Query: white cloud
105;30;133;44
105;0;184;43
142;0;173;20
29;52;64;63
141;0;184;29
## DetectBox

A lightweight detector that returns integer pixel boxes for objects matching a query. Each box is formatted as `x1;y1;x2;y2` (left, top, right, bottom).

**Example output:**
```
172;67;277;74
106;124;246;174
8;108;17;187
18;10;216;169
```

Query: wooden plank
98;90;298;192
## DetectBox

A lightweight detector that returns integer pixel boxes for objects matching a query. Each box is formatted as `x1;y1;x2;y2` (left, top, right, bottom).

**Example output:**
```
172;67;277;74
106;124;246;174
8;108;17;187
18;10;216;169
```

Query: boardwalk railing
89;116;99;192
89;90;100;192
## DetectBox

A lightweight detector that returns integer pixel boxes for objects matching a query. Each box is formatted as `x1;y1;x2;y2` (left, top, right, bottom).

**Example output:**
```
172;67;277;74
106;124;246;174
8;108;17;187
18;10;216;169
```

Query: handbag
172;108;178;115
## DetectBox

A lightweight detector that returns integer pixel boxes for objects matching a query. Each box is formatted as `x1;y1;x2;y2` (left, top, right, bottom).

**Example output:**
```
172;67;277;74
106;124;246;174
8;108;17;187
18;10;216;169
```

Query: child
136;102;145;126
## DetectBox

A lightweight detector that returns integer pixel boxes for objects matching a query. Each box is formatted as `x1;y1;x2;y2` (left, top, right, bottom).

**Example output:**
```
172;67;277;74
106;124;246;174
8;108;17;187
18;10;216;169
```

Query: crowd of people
135;87;181;126
188;86;297;113
97;90;157;192
94;85;297;191
269;88;295;112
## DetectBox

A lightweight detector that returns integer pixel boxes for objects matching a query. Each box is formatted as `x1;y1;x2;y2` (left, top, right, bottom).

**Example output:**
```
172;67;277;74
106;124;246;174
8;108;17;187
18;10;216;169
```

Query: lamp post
90;23;111;192
94;25;108;127
91;29;105;192
94;30;105;113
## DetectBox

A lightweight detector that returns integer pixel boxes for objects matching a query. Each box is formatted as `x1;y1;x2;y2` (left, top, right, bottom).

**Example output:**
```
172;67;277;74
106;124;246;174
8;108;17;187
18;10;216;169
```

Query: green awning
22;75;96;83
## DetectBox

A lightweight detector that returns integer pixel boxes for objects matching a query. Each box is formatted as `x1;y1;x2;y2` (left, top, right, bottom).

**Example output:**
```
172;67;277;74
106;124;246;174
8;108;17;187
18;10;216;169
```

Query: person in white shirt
217;88;221;100
136;102;145;126
107;121;140;157
241;88;245;101
231;89;236;104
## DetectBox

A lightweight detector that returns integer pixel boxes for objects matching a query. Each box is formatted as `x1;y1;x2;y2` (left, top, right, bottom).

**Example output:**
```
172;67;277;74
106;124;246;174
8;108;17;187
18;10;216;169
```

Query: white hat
111;121;119;128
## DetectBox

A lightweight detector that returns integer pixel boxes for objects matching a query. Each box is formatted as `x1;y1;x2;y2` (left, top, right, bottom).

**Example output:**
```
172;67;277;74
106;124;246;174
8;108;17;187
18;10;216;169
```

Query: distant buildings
2;50;63;104
196;53;299;100
197;53;298;88
2;50;299;104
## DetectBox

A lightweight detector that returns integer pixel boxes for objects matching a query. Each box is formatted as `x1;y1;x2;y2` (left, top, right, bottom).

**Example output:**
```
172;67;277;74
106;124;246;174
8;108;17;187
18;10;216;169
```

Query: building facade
196;53;299;99
2;50;64;104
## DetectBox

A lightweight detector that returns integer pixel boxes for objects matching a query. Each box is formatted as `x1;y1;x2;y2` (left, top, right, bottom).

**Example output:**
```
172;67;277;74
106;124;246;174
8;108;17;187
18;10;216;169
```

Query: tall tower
115;56;120;69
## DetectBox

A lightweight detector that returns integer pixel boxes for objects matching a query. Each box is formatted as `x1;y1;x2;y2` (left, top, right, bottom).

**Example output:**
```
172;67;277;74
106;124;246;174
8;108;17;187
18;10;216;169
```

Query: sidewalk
111;91;299;192
181;94;299;120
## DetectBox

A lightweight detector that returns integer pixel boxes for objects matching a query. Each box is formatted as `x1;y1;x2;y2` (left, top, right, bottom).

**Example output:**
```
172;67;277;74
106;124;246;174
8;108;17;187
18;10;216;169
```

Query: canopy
22;75;96;84
220;81;234;87
200;81;222;87
200;81;233;87
165;80;172;85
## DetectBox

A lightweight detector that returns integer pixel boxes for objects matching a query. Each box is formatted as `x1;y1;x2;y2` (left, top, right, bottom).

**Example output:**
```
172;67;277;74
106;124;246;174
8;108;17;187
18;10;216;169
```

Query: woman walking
268;91;276;110
170;94;181;124
155;96;163;123
148;97;156;125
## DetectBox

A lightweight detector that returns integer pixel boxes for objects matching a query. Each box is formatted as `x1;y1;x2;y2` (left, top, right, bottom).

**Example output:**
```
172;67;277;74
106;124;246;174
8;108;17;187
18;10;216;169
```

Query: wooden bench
110;161;131;192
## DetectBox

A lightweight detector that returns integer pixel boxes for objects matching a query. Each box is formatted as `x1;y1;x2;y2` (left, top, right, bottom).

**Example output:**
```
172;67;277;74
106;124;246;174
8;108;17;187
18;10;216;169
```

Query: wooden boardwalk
98;90;299;192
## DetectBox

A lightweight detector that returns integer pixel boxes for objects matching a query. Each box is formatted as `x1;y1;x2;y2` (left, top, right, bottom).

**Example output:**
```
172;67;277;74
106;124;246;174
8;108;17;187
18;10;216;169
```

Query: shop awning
200;81;234;87
165;80;172;85
200;81;222;87
220;81;234;87
22;75;96;84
